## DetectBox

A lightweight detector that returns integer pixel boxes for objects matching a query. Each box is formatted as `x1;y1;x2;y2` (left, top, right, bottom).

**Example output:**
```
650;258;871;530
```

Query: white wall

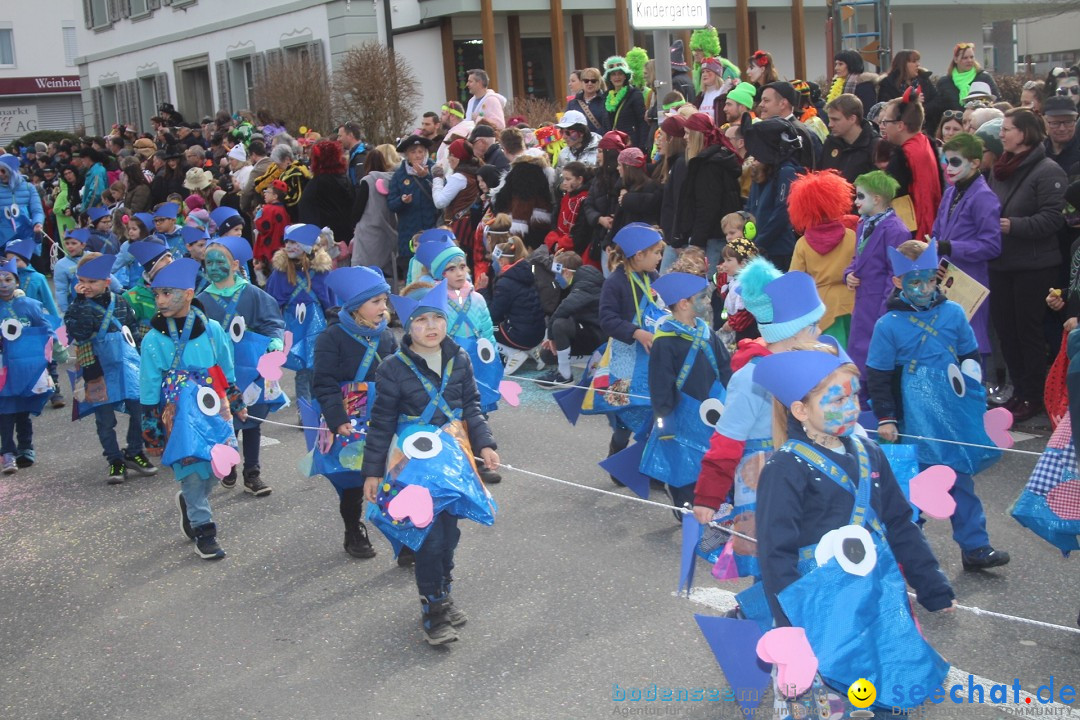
1016;10;1080;59
0;0;80;79
394;26;446;130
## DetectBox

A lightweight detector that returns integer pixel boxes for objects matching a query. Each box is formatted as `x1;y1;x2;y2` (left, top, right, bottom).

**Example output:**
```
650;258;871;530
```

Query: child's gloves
140;404;165;454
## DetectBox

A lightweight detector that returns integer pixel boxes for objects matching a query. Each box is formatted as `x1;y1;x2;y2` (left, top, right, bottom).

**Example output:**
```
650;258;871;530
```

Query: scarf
605;86;629;114
857;210;891;253
825;76;846;104
804;221;847;255
204;275;249;299
992;149;1033;181
338;309;387;343
901;133;943;241
951;67;977;103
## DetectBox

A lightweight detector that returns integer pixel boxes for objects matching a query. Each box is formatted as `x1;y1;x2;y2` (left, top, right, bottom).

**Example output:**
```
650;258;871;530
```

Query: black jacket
578;171;621;257
608;179;662;244
987;145;1068;273
659;154;688;244
674;144;743;248
877;69;938;109
297;173;356;250
647;326;732;419
548;264;603;335
312;310;398;431
489;258;547;348
820;119;880;184
483;144;511;173
609;86;650;152
360;336;495;479
927;71;997;139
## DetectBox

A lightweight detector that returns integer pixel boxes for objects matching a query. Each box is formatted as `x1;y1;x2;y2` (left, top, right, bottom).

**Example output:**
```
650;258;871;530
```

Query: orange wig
786;169;854;234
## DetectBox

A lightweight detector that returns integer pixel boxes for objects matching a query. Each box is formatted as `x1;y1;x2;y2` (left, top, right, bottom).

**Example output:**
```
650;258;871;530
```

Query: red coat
253;202;289;264
543;187;588;253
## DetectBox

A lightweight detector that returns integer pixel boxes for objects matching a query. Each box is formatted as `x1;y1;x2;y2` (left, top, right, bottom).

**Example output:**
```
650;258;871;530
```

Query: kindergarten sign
630;0;709;29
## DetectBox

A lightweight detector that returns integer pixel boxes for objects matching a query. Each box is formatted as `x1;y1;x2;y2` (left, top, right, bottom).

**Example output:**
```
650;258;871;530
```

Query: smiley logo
847;678;876;708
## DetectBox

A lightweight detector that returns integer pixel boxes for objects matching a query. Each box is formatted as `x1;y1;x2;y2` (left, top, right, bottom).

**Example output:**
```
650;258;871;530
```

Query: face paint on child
0;272;16;299
284;240;306;259
152;287;190;316
901;269;937;308
819;376;860;436
204;248;234;283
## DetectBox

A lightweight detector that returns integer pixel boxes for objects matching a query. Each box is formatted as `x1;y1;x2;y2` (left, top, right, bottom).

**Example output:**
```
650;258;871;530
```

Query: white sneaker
499;345;529;376
528;346;546;371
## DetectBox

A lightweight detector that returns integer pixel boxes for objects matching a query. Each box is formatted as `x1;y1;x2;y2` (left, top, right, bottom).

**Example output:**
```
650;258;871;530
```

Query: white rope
906;593;1080;636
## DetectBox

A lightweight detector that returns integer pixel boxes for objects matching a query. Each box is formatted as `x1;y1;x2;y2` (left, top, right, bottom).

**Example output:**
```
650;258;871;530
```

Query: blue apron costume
208;291;288;424
283;275;327;371
68;295;140;419
0;305;53;415
448;294;504;413
367;352;496;552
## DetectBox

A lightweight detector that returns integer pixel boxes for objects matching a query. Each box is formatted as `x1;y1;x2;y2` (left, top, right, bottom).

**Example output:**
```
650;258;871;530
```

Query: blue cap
888;240;938;278
283;223;321;251
150;257;200;290
209;206;241;228
0;257;18;278
653;272;708;307
76;254;117;281
180;225;209;246
327;266;390;311
129;240;170;268
417;227;456;246
5;238;36;261
132;212;156;231
756;271;826;343
613;223;662;257
752;336;853;407
415;238;466;279
65;228;91;245
390;280;449;326
153;202;179;219
207;236;253;266
87;207;111;223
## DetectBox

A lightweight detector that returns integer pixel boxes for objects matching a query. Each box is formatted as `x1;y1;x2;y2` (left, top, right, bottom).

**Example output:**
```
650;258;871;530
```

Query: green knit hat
726;82;757;110
603;55;632;83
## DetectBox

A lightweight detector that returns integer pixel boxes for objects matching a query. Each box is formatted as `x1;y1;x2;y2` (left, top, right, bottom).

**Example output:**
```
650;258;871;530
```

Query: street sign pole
630;0;709;121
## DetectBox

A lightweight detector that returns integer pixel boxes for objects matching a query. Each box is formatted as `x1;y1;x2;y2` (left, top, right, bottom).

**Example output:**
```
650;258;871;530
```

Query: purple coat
844;211;911;374
931;175;1001;354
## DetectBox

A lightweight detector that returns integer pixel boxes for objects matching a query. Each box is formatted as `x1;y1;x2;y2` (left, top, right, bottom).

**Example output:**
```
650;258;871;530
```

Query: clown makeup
630;243;664;273
942;152;978;186
899;268;937;308
0;271;17;299
204;248;236;285
854;188;886;217
186;238;208;261
152;286;193;317
75;276;110;298
443;258;469;291
817;375;861;437
409;311;448;350
63;237;86;258
284;240;308;259
353;293;389;326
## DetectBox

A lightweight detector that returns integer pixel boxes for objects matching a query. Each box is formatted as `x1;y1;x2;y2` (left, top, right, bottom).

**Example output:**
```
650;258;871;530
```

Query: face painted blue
901;269;937;308
819;375;860;437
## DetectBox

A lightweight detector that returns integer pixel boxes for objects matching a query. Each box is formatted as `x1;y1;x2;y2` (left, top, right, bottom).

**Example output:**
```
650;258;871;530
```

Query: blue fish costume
265;224;332;372
0;287;54;415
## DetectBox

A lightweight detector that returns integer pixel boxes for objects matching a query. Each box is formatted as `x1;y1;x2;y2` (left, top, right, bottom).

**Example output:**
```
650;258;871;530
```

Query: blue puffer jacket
489;259;546;348
387;160;438;260
445;284;496;344
0;163;44;249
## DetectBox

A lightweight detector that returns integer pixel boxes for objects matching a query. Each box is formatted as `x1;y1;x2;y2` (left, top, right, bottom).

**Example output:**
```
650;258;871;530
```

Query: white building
0;0;82;144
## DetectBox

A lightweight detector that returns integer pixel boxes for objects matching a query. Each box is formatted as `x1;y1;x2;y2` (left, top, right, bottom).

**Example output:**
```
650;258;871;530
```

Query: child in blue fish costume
266;223;333;415
197;236;284;498
645;271;732;516
311;265;397;560
362;281;499;646
6;237;65;409
867;239;1009;571
140;258;246;561
151;202;185;258
64;253;157;485
0;258;55;474
752;339;956;717
54;228;123;315
113;212;157;290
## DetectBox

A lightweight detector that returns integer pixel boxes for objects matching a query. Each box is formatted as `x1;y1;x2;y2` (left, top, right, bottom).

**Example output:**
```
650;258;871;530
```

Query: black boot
192;522;226;560
607;437;629;486
443;576;467;627
397;545;416;567
242;467;272;496
420;593;458;645
344;521;376;559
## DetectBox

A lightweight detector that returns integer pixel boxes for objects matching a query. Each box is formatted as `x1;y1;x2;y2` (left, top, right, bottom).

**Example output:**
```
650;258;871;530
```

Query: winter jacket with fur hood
265;247;334;310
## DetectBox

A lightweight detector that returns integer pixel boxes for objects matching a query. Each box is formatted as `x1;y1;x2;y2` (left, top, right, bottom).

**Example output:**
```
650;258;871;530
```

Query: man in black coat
821;93;880;184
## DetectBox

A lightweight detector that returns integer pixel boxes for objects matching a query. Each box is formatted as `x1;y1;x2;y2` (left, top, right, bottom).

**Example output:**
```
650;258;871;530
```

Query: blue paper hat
180;226;209;246
151;257;200;290
129;240;169;268
327;266;390;311
153;202;179;219
752;336;853;407
0;155;18;174
207;236;253;266
757;271;826;343
77;254;117;281
390;280;449;325
284;223;321;251
415;238;466;279
5;238;36;261
87;207;111;223
0;257;18;278
653;272;707;307
132;212;156;231
612;223;662;257
65;228;92;245
888;240;938;278
209;206;241;228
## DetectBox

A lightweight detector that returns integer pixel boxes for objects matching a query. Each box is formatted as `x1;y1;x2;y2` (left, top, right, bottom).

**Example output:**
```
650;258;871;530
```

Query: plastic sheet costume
1011;413;1080;554
0;298;54;415
68;294;140;419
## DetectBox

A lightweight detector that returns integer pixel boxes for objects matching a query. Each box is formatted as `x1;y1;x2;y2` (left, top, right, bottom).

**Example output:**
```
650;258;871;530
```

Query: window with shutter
83;0;94;29
92;87;104;135
62;27;78;67
147;0;160;8
215;60;230;113
126;80;140;125
309;40;325;73
115;82;127;125
154;72;171;106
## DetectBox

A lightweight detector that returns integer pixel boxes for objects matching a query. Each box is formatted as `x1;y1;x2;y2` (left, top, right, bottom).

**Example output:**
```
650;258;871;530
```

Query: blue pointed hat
129;240;169;268
756;271;825;343
327;266;391;311
76;253;117;281
87;207;111;223
752;336;854;407
151;257;200;290
284;223;321;251
180;226;209;246
132;212;156;231
417;227;455;246
612;223;662;256
390;280;449;326
209;206;240;228
153;202;179;219
653;271;708;307
65;227;91;245
0;257;18;278
5;238;36;261
888;239;938;277
415;238;466;279
207;236;252;265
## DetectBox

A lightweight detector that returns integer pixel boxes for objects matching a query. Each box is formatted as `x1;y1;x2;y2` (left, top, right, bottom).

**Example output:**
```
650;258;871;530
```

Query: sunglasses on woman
942;110;964;121
1058;86;1080;96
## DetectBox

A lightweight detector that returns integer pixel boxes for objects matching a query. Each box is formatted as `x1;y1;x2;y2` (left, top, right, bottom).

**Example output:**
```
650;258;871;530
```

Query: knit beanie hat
416;238;467;280
726;81;757;110
737;258;825;342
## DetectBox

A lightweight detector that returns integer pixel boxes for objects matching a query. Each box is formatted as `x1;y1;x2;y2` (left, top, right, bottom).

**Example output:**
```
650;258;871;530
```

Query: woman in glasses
927;42;998;139
935;110;965;144
565;67;610;137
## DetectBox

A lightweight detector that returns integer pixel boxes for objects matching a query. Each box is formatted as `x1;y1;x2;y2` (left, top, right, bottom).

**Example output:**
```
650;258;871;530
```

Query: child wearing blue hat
151;202;184;258
210;207;245;239
197;237;284;497
0;257;56;473
752;339;955;717
311;265;397;559
644;271;732;516
64;253;157;484
362;281;500;645
54;228;92;315
866;239;1009;570
86;207;120;254
180;226;212;294
124;241;173;342
266;223;333;415
7;238;64;408
692;261;825;580
140;258;247;560
113;213;158;289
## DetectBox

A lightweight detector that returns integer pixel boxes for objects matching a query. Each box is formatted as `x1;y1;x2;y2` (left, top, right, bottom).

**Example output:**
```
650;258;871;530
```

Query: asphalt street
1;367;1078;720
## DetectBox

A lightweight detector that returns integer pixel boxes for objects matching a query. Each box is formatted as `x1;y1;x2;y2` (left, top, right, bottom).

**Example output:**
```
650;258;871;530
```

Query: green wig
854;170;900;203
690;27;722;92
626;47;650;90
942;132;985;160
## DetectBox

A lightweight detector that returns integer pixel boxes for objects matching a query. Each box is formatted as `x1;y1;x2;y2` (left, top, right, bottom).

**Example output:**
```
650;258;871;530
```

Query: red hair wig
309;140;347;176
787;169;854;234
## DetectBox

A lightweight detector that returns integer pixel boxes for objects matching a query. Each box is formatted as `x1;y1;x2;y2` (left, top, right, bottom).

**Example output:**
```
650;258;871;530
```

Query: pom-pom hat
327;266;391;312
753;336;853;407
77;254;117;281
888;239;939;278
416;238;466;280
612;223;661;257
653;272;707;307
151;257;200;290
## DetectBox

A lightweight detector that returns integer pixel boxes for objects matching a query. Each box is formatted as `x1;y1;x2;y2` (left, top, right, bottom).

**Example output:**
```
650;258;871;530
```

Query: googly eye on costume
1;318;23;341
4;204;19;220
228;316;247;342
295;303;307;324
946;363;965;397
476;338;497;365
196;386;222;416
960;358;982;383
402;430;443;460
121;325;136;347
698;398;725;429
814;524;877;576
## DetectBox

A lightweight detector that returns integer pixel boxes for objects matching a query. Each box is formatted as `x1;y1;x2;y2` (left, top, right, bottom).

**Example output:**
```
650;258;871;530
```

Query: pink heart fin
909;465;957;520
756;627;818;698
387;484;434;528
499;380;522;406
281;331;294;356
210;444;241;480
258;351;288;382
984;407;1014;449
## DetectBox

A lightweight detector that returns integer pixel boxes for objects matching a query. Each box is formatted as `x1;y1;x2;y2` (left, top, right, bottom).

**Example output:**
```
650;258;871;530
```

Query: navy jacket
756;421;955;626
360;336;496;479
599;268;658;345
548;265;603;335
489;259;546;348
312;310;398;431
647;322;732;419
